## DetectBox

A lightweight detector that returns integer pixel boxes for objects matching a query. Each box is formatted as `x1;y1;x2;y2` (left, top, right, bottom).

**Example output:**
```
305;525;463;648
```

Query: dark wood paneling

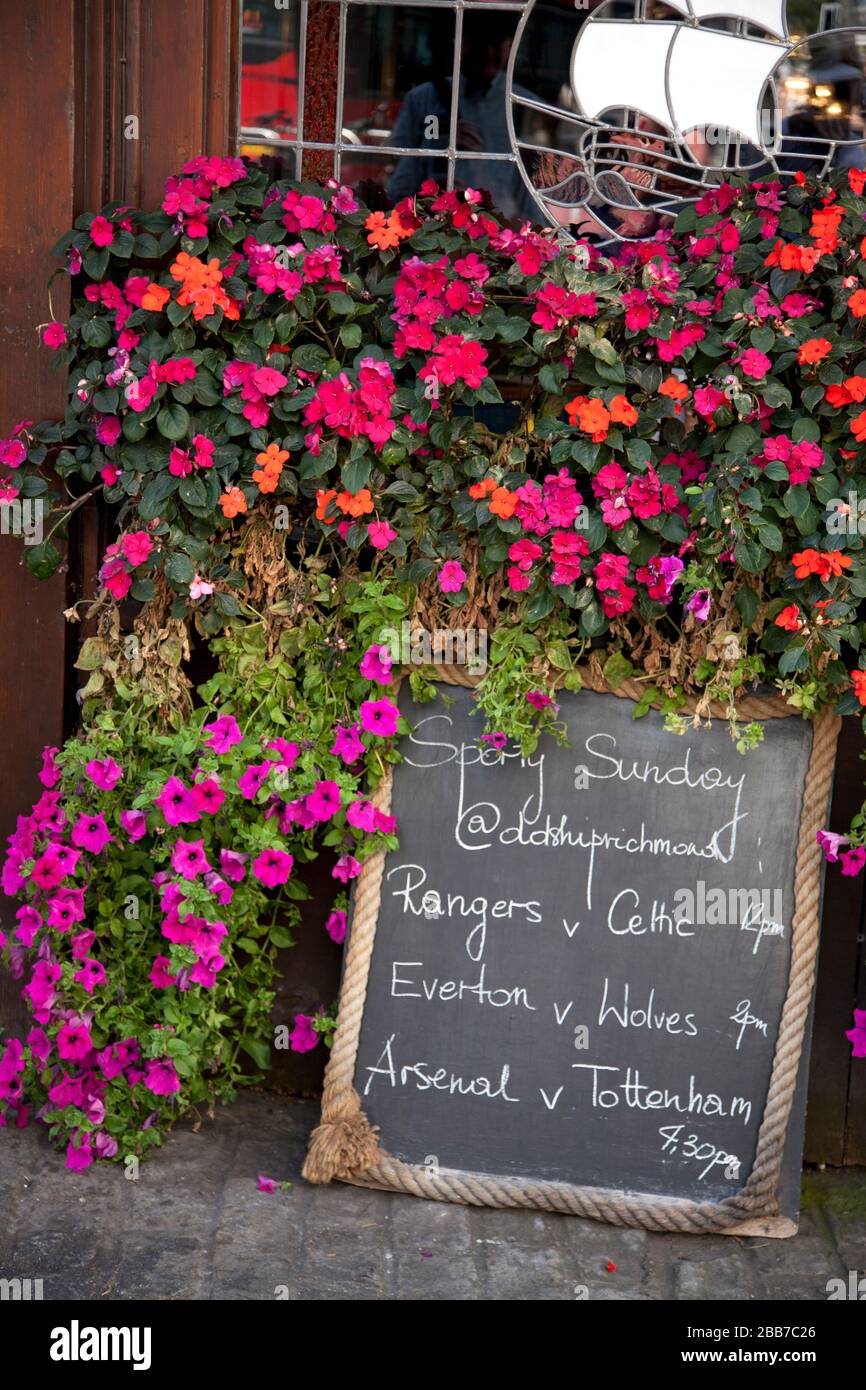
0;3;77;1031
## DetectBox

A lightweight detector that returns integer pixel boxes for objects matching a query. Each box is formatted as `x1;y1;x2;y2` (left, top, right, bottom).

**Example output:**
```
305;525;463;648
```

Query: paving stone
0;1093;862;1302
674;1252;758;1300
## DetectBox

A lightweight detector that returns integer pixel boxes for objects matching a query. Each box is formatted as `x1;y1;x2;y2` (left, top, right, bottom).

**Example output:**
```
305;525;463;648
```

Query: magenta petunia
252;848;294;888
845;1009;866;1058
171;838;211;880
191;778;225;815
71;813;113;854
325;909;347;944
330;723;365;764
306;780;341;822
74;958;107;995
359;644;393;685
238;762;271;801
202;714;243;753
220;848;247;882
155;776;199;826
57;1021;93;1063
359;698;400;737
289;1014;318;1053
66;1135;94;1172
333;854;362;883
150;956;177;989
143;1057;181;1096
120;808;147;841
85;756;123;791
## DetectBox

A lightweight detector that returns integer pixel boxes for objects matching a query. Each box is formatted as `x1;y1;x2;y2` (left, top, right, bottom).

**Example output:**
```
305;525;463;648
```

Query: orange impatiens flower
791;548;852;582
847;376;866;402
365;210;414;251
489;486;517;520
609;394;639;427
141;283;170;312
220;487;247;519
764;241;821;273
469;477;497;500
775;604;804;632
659;376;689;401
336;488;374;519
566;395;611;441
252;441;290;494
315;488;337;523
848;289;866;319
169;251;241;322
851;670;866;705
851;410;866;443
798;337;832;366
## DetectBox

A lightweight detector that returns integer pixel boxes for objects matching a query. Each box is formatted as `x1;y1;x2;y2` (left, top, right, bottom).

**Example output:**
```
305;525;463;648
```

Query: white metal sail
660;0;787;39
571;21;788;146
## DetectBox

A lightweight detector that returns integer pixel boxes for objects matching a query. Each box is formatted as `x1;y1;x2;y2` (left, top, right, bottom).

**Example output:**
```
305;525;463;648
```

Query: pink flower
15;906;43;947
289;1014;319;1052
43;321;67;349
685;589;711;622
120;531;153;567
325;909;347;944
220;849;247;882
238;762;271;800
71;813;113;854
840;846;866;877
155;776;199;825
306;780;341;822
57;1021;93;1063
150;956;177;988
257;1174;278;1193
121;809;147;841
252;848;294;887
191;779;225;815
38;746;61;787
331;723;365;764
172;838;211;880
333;854;362;883
693;386;726;418
66;1135;94;1172
202;713;243;753
74;958;107;994
251;366;288;397
816;829;849;863
85;756;123;791
737;348;772;380
845;1009;866;1058
526;690;558;712
360;644;393;685
89;215;115;246
368;521;397;549
71;930;96;960
438;560;467;593
144;1057;181;1096
95;415;121;446
359;698;400;737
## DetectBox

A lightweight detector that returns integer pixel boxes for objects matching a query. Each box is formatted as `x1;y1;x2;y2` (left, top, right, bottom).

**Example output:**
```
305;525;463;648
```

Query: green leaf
164;550;196;589
156;403;190;441
24;541;61;580
240;1037;271;1070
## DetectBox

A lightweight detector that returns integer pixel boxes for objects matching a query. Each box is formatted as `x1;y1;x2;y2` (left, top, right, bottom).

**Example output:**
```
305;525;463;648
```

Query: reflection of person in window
386;12;539;221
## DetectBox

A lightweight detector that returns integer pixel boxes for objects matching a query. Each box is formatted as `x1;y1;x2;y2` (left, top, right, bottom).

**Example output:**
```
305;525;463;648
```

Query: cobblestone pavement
0;1093;863;1301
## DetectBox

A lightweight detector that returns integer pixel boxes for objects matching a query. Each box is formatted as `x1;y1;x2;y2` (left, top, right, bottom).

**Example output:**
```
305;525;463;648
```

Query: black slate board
350;684;820;1219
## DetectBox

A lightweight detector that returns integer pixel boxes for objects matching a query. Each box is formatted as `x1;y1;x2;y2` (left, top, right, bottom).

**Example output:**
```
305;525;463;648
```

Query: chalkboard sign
306;680;839;1235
